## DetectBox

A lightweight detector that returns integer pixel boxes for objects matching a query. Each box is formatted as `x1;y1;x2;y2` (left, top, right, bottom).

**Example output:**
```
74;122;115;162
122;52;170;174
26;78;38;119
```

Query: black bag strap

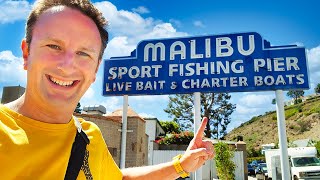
64;116;90;180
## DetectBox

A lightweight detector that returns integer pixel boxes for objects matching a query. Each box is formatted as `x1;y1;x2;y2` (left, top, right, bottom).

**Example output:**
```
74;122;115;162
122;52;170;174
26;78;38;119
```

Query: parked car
248;164;255;176
251;160;264;168
255;163;268;180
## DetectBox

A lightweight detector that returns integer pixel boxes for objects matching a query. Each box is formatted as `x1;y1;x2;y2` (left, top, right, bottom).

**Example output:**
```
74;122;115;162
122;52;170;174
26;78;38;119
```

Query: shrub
247;147;262;158
297;120;311;133
285;107;299;119
247;157;265;163
214;142;236;180
155;131;194;145
315;141;320;157
289;124;296;129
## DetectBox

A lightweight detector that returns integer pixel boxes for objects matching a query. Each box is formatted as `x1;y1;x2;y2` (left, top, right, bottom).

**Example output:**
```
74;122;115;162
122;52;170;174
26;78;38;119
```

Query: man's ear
21;39;29;70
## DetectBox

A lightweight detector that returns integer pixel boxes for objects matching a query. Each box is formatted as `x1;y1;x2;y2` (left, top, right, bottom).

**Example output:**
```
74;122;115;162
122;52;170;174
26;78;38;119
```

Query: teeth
50;76;74;87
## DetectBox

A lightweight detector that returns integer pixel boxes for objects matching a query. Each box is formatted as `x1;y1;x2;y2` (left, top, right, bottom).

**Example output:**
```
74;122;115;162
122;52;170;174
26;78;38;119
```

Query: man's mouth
48;75;77;87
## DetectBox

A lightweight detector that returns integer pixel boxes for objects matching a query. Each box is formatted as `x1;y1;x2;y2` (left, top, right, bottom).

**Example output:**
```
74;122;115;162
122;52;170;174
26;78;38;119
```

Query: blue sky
0;0;319;132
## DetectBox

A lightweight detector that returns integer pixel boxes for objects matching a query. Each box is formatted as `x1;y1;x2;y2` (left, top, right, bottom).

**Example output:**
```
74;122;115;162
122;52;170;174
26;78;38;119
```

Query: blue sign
103;32;309;96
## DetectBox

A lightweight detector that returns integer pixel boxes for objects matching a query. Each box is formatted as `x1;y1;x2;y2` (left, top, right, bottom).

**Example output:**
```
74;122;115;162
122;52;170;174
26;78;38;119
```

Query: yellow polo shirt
0;104;122;179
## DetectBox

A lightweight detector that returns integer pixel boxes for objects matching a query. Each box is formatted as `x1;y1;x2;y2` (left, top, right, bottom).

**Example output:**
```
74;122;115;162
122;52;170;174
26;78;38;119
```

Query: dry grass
225;95;320;149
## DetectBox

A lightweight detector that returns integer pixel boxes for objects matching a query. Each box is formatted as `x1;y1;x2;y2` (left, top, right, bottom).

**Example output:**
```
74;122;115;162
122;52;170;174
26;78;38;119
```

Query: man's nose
57;51;76;74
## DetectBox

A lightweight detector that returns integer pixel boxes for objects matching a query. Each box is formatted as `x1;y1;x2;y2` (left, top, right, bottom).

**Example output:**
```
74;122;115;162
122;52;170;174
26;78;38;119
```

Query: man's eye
77;51;90;57
47;44;61;50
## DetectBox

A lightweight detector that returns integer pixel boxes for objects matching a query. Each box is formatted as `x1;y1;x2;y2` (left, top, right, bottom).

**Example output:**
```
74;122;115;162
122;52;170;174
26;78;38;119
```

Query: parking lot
248;176;257;180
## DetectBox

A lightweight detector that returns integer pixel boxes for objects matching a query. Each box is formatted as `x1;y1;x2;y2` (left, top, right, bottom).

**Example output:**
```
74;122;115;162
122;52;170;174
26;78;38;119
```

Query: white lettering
216;37;234;57
286;57;300;70
296;74;304;84
237;35;255;56
144;42;165;62
170;41;186;60
169;64;179;76
274;57;285;71
190;40;203;59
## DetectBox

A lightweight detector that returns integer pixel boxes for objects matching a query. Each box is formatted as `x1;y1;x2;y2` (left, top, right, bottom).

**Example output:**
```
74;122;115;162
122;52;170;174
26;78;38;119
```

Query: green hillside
225;94;320;151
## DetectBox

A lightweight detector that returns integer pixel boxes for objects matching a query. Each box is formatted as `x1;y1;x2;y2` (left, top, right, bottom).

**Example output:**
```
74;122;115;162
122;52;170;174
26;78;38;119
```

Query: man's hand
179;117;214;173
121;117;214;180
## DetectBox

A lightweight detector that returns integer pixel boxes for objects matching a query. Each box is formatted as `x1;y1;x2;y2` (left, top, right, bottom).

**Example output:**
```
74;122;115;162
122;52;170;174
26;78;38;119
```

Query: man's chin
47;95;79;108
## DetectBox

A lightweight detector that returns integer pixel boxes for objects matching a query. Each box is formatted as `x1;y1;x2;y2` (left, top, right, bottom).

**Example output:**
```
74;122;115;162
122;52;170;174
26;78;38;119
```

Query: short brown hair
25;0;108;60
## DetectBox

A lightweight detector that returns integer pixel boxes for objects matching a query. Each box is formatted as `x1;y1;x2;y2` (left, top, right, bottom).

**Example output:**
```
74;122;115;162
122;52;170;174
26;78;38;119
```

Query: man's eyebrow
79;47;99;54
45;37;99;54
45;37;64;44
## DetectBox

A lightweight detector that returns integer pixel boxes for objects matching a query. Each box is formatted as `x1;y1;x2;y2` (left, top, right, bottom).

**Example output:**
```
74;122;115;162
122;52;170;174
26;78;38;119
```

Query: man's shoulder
77;117;101;132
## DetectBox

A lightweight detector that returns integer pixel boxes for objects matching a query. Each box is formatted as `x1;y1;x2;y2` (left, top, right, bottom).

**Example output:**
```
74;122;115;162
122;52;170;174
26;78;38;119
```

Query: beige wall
75;113;148;168
75;114;122;166
125;116;148;167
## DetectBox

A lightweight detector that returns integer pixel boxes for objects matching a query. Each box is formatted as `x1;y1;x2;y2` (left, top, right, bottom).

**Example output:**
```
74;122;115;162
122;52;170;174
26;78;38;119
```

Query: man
0;0;214;179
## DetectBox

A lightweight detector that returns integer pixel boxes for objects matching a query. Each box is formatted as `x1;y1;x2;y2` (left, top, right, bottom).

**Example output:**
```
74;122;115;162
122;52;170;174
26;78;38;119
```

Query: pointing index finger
195;117;208;140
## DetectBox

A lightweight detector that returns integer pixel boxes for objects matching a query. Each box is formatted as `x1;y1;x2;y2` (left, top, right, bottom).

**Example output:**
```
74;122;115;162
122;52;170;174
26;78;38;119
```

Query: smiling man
0;0;214;179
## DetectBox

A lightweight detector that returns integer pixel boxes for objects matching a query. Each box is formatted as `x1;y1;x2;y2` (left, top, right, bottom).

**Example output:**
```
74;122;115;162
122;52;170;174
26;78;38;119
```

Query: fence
152;150;244;180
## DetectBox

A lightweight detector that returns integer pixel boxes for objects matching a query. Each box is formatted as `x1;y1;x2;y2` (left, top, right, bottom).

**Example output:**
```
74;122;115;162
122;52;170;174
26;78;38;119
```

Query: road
248;176;257;180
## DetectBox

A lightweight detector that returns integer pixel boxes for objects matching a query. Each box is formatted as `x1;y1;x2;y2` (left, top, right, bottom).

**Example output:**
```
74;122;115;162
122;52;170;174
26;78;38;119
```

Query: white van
265;147;320;180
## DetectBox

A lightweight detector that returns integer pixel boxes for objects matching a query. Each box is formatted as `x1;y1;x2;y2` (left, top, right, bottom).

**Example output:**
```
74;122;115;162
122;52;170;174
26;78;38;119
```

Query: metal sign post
275;90;290;180
120;95;128;169
194;92;202;179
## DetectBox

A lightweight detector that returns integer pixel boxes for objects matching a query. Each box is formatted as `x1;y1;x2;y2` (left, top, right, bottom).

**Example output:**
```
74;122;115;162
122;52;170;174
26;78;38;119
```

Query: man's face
22;6;102;108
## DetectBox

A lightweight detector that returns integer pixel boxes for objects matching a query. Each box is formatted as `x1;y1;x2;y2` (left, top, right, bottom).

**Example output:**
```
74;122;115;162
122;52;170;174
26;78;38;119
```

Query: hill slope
225;95;320;150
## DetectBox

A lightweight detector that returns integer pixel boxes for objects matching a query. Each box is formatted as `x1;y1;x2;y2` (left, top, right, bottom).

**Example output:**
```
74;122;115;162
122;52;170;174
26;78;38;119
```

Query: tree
159;121;181;134
272;98;276;105
164;93;236;139
74;102;81;113
287;90;304;104
315;141;320;157
315;83;320;94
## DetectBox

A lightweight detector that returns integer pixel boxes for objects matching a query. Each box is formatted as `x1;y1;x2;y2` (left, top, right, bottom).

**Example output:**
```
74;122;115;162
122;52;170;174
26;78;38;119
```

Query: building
74;106;148;168
82;105;106;115
74;112;122;166
106;107;148;168
144;117;165;165
1;85;25;104
261;143;276;154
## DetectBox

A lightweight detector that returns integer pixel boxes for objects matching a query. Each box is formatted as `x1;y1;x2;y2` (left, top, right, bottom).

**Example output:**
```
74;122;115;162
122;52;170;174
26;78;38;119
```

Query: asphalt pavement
248;176;257;180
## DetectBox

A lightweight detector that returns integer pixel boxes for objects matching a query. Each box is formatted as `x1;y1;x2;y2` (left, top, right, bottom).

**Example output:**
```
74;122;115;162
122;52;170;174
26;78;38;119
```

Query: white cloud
95;1;154;37
83;87;95;99
142;23;187;39
139;112;155;118
132;6;150;14
307;45;320;84
193;20;205;28
236;104;259;114
238;93;274;108
292;42;304;47
95;1;188;60
169;19;182;28
104;36;136;58
0;50;26;83
229;92;276;130
0;0;32;24
130;95;169;102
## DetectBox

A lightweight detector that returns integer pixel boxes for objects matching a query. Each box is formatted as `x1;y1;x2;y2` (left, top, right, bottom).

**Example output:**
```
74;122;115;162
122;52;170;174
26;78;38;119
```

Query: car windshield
259;163;267;171
292;157;320;167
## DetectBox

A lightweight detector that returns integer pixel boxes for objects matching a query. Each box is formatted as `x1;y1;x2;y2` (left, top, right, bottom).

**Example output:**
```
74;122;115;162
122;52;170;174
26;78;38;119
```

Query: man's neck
6;94;74;124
